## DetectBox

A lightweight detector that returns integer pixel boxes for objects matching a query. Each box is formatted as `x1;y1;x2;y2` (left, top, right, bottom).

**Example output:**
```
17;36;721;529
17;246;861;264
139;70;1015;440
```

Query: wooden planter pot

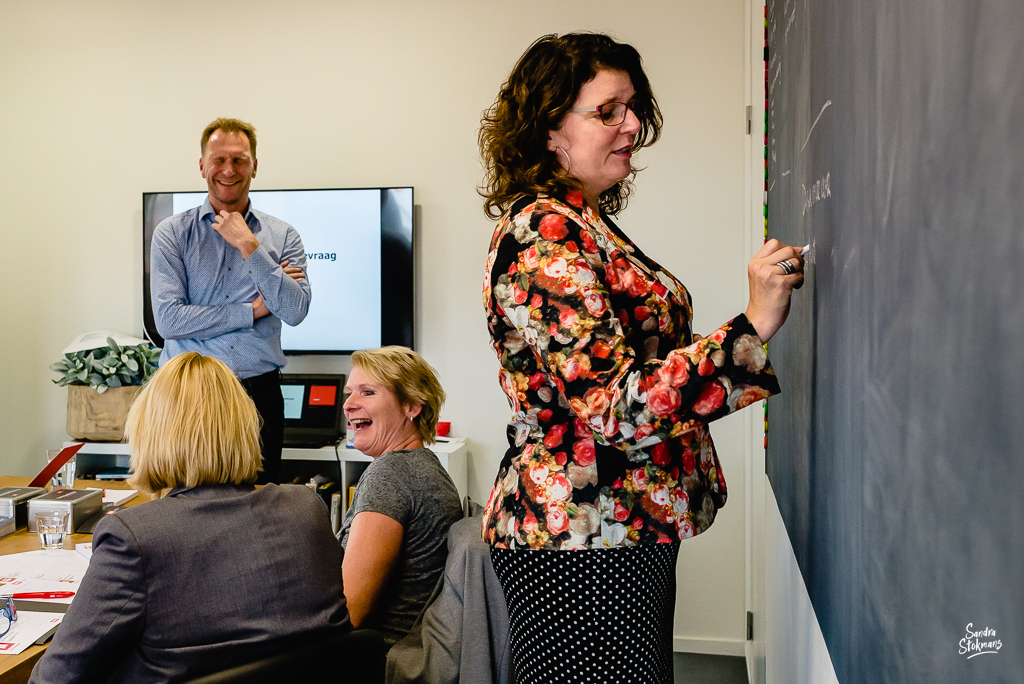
66;385;142;441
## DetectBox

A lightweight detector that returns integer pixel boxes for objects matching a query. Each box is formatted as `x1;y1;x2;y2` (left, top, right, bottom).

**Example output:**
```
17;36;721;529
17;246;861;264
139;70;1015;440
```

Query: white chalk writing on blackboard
801;100;832;152
802;172;831;215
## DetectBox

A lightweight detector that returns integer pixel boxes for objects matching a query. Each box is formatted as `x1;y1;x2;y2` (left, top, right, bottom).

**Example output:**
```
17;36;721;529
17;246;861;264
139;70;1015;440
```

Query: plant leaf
52;341;161;388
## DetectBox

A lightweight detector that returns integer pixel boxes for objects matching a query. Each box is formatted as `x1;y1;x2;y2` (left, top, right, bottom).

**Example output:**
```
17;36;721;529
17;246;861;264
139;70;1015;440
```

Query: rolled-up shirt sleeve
151;224;254;340
243;226;311;327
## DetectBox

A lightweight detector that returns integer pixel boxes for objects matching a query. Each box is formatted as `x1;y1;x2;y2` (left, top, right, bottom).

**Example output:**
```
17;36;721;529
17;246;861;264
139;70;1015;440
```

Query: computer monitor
281;373;346;448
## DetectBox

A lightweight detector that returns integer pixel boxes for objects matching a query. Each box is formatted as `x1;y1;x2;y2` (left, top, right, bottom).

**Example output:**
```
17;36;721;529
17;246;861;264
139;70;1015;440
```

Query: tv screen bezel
141;186;414;355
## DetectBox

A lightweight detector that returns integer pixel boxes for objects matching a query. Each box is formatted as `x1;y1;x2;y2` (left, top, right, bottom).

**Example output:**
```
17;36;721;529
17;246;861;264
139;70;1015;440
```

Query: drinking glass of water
46;448;77;490
35;511;69;550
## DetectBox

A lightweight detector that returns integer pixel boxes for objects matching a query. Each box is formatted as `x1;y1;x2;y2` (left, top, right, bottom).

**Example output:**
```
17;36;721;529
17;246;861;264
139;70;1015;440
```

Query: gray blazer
385;516;513;684
30;484;350;684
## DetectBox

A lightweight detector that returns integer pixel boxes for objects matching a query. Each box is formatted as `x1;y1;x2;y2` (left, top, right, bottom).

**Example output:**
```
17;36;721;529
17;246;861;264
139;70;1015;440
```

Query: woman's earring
555;146;572;175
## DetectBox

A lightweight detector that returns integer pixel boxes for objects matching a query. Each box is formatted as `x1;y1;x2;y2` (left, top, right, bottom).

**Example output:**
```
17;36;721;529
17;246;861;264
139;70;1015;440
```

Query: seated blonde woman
30;352;351;684
339;346;462;648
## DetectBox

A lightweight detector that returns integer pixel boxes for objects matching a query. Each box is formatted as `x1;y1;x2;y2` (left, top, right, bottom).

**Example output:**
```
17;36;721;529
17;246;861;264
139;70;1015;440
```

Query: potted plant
50;333;161;441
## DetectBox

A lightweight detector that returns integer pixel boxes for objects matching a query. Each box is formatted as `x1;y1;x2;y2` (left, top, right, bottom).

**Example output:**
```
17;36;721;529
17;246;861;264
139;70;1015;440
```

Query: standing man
150;118;311;483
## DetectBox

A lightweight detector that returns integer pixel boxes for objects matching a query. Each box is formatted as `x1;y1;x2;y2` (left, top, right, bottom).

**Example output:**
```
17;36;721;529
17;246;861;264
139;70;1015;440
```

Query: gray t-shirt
338;448;462;646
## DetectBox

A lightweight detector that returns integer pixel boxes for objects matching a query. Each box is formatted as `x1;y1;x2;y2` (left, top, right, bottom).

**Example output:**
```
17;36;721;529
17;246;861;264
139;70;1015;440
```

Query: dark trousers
241;369;284;484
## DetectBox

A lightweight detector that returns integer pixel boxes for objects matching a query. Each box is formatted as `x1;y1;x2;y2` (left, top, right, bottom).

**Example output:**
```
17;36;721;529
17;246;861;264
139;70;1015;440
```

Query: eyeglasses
570;101;636;126
0;596;16;641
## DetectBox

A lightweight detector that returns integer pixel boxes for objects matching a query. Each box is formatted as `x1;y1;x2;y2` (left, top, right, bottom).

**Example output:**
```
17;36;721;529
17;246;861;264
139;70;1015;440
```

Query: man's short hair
351;346;446;445
126;352;262;492
200;117;257;158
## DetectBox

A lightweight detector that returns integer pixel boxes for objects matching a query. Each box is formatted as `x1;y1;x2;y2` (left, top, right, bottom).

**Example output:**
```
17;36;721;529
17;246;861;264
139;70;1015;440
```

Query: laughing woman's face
343;367;422;458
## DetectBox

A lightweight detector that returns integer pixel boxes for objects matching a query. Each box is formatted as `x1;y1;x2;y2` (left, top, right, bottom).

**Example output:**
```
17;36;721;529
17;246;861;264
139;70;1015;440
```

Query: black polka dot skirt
490;542;681;684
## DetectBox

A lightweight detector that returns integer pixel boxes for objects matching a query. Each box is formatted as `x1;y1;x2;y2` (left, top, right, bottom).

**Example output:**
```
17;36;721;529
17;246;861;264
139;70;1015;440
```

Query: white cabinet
282;438;467;516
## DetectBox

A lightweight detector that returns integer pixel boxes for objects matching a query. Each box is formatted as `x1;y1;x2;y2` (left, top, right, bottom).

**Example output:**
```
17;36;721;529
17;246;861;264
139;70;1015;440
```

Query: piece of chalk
800;244;810;256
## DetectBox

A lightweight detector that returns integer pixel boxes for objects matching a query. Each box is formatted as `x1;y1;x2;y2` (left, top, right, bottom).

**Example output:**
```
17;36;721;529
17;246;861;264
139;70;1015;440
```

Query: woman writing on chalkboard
479;33;803;683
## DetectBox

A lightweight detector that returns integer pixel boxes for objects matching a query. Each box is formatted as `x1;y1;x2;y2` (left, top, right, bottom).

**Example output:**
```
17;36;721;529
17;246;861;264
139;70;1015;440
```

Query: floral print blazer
481;190;781;550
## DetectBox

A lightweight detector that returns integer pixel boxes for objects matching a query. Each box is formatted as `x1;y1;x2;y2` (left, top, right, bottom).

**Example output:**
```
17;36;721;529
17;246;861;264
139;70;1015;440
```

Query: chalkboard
765;1;1024;682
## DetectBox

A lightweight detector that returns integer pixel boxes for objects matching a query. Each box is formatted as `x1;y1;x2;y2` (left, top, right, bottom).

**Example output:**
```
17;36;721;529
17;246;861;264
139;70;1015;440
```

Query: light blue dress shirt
150;197;311;379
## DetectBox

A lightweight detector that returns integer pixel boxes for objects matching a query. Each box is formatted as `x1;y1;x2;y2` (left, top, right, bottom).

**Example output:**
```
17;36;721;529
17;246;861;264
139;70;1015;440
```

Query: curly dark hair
479;33;663;219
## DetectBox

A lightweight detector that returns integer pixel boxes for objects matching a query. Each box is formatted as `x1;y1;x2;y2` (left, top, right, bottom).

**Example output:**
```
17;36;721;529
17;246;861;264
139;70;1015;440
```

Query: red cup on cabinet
436;422;451;438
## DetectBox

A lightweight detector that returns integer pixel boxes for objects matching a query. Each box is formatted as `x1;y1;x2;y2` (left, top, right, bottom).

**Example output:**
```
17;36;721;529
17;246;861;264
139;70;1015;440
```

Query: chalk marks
802;172;831;216
880;117;899;233
800;100;832;152
768;0;833;223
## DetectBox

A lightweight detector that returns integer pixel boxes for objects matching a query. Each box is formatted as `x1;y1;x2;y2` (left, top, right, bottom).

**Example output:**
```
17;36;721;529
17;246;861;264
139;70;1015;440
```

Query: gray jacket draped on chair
386;515;513;684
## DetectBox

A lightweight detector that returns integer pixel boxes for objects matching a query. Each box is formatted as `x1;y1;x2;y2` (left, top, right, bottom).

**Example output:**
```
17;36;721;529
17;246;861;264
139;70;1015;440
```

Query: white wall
0;0;754;650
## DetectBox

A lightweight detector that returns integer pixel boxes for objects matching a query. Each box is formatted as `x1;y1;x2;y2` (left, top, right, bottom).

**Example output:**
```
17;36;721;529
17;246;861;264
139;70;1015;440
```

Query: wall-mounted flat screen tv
142;187;414;354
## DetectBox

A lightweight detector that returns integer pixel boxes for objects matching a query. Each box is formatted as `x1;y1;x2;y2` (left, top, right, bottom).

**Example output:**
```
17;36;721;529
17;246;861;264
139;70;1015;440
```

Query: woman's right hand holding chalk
744;239;805;343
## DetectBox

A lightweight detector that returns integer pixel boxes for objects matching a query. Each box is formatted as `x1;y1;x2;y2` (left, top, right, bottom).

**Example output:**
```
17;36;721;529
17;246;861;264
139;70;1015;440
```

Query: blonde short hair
351;346;446;445
125;352;262;492
201;117;257;158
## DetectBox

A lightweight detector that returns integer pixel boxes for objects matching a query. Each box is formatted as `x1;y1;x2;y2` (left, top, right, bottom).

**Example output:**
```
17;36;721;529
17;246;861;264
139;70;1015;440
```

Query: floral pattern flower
482;192;781;550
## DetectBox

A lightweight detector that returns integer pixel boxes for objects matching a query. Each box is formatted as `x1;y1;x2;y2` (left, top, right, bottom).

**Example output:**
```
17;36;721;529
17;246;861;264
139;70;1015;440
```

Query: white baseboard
673;637;747;657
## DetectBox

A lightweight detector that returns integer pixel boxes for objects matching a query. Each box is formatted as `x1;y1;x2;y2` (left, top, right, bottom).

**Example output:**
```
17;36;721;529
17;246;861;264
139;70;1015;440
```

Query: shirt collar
199;196;256;224
166;483;257;499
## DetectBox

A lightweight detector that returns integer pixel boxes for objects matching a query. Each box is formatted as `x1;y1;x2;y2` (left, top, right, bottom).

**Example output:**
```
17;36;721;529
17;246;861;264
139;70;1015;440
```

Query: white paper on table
0;611;65;655
86;488;138;505
75;543;92;560
0;550;87;603
62;331;150;355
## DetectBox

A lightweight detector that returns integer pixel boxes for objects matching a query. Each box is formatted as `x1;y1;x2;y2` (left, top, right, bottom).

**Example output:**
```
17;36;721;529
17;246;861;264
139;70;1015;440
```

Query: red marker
8;592;75;599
